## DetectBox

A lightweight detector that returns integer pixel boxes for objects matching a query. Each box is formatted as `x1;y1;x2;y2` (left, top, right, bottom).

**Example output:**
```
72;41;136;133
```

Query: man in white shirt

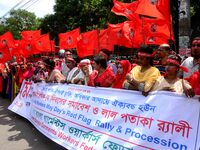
181;37;200;78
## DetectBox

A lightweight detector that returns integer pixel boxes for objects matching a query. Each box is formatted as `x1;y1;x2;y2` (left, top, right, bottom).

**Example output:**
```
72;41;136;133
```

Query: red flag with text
59;28;80;49
77;29;99;58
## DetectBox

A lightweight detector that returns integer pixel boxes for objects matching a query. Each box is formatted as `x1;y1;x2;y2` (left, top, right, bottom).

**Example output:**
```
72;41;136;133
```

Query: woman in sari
112;60;132;89
152;55;194;97
88;56;115;87
123;46;160;96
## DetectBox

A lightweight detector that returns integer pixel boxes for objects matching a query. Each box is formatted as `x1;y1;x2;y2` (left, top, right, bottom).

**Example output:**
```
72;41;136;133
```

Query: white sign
9;81;200;150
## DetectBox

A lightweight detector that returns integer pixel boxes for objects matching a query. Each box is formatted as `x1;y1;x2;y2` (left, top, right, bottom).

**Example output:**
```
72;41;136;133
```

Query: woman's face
93;61;100;71
138;56;148;66
166;63;178;75
117;63;123;75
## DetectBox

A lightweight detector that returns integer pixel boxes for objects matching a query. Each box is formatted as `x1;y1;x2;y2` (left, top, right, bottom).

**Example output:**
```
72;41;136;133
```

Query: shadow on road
0;98;67;150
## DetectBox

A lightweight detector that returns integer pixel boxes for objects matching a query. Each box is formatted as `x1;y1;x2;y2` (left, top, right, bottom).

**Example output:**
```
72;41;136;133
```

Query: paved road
0;98;67;150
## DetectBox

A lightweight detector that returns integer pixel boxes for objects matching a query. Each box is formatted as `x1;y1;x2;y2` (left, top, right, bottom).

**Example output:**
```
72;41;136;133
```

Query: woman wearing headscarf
112;60;132;89
72;59;93;85
152;55;194;97
88;56;115;87
123;46;160;96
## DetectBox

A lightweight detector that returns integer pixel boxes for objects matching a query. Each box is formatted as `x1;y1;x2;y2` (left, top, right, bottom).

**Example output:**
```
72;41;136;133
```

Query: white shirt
181;57;199;78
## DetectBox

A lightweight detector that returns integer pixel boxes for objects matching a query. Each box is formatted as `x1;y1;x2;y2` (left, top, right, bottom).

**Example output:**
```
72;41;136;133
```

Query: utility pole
179;0;191;57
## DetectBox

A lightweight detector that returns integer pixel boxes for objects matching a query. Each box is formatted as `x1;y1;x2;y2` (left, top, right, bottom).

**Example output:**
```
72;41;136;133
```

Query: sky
0;0;56;18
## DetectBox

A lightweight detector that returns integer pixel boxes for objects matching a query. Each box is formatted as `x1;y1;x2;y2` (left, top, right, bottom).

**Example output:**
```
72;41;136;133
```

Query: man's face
191;39;200;58
66;60;74;69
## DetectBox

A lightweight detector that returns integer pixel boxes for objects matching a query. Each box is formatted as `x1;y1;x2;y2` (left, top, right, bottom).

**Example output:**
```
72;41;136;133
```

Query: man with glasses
61;50;73;77
181;37;200;78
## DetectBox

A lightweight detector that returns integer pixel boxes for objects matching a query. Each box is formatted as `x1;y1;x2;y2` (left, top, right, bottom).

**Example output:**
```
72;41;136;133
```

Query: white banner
8;81;200;150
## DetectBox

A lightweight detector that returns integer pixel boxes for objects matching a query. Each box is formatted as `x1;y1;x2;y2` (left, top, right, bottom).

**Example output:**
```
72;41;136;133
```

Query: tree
4;9;41;39
39;0;127;41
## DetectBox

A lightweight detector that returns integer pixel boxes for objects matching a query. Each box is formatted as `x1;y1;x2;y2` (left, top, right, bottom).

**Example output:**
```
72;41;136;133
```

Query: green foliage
1;9;40;39
39;0;128;40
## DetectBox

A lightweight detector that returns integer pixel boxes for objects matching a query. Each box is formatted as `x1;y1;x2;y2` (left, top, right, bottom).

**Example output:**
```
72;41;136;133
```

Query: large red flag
111;0;139;21
77;29;99;58
146;35;168;45
21;30;41;41
0;47;12;63
21;40;34;57
123;21;143;48
157;0;170;20
0;31;15;49
135;0;165;19
59;28;80;49
143;18;171;40
99;29;114;51
10;40;25;58
108;22;134;48
34;34;51;53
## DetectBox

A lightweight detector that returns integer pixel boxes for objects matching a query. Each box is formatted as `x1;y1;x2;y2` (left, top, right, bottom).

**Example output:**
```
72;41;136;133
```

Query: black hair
138;45;154;54
138;45;154;66
93;55;107;69
43;58;55;70
100;49;111;58
193;37;200;41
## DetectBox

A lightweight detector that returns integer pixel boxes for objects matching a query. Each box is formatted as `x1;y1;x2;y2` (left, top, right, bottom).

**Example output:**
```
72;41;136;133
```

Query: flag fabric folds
77;29;99;58
59;28;80;49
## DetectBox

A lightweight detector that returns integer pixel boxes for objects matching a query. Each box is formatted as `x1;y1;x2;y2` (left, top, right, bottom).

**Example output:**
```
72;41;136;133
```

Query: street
0;98;67;150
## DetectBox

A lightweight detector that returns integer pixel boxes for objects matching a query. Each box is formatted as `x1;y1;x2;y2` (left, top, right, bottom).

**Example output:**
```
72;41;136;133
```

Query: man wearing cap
181;37;200;78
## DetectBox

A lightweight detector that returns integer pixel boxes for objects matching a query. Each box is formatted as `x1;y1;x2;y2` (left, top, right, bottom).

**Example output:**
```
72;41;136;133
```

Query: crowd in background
0;37;200;101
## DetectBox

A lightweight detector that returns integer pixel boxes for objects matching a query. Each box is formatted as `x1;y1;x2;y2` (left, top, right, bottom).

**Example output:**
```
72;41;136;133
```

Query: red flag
156;0;170;20
34;34;51;52
21;30;41;41
59;28;80;49
111;0;139;21
123;21;143;48
144;18;171;40
77;29;99;58
0;31;15;49
99;29;114;51
146;35;168;45
0;47;12;63
135;0;165;19
10;40;25;57
108;22;133;48
21;40;34;57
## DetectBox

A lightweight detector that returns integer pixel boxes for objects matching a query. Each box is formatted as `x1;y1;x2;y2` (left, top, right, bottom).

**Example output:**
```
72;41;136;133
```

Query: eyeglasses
192;44;200;47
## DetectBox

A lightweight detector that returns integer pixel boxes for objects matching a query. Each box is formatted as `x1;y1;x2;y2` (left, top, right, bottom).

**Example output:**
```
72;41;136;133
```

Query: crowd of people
0;37;200;101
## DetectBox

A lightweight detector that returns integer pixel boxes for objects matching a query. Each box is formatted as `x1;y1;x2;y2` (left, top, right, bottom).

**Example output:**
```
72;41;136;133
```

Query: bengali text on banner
8;81;200;150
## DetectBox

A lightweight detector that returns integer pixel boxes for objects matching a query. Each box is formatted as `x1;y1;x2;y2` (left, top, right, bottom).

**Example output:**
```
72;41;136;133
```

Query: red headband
67;57;75;63
167;59;189;72
78;62;90;68
138;51;156;58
